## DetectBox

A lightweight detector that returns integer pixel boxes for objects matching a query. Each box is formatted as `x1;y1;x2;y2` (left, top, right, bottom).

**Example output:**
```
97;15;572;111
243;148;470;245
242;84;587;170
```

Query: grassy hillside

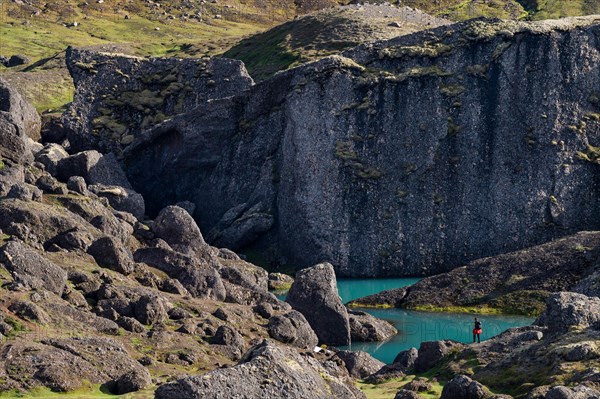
388;0;600;21
0;0;292;112
224;4;449;80
521;0;600;20
2;0;599;112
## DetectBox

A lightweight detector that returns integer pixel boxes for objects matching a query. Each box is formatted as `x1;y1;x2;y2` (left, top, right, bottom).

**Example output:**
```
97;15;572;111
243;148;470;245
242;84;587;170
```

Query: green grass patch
347;302;394;309
486;290;550;316
410;304;505;315
0;384;156;398
357;375;444;399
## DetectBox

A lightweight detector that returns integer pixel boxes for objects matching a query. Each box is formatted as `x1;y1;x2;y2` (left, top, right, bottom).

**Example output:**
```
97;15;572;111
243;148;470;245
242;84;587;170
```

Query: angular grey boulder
534;292;600;335
415;340;463;373
112;369;152;395
440;375;490;399
348;309;397;342
153;205;208;256
0;116;30;165
334;350;385;379
154;340;366;399
66;176;88;195
88;184;145;220
267;310;318;349
3;337;151;393
56;151;134;189
212;325;246;360
35;143;68;176
0;241;67;295
134;246;225;300
207;202;275;251
395;390;421;399
219;260;269;292
286;262;351;346
88;236;135;275
0;77;41;141
393;347;419;371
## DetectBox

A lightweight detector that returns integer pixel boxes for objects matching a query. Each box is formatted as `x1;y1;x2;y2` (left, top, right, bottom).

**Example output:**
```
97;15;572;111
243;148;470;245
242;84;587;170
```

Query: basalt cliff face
115;17;600;277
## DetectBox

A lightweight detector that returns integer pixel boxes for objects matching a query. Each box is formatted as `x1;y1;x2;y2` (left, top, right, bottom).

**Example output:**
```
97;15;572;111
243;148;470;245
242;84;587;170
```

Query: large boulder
153;205;208;257
35;143;68;176
207;202;275;251
395;390;421;399
393;347;419;371
286;262;350;346
267;310;319;349
88;184;145;220
415;340;463;373
219;260;269;292
212;325;246;360
56;150;103;182
440;375;490;399
0;199;100;249
154;340;366;399
334;350;385;379
87;236;135;275
0;240;67;295
0;117;30;165
134;294;168;325
134;246;226;300
0;77;41;141
534;292;600;335
544;385;600;399
0;337;150;393
348;309;397;342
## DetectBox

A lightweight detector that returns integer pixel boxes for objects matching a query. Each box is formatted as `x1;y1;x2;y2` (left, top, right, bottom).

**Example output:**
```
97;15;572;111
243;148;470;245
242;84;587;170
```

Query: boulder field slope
121;16;600;277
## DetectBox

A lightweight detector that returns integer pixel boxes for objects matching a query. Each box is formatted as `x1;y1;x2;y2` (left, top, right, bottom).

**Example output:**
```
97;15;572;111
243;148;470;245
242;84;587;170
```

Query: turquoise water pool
340;308;533;364
277;278;534;364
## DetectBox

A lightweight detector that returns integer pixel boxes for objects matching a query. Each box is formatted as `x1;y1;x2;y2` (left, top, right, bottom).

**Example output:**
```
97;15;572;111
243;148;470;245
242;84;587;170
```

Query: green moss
91;115;127;135
411;304;505;315
379;43;453;60
119;89;165;110
4;317;29;339
466;64;489;79
477;364;555;397
396;190;409;199
347;302;394;309
335;140;358;161
577;144;600;164
388;66;452;82
447;117;462;136
0;158;4;171
0;233;11;246
575;244;592;252
0;384;155;398
487;290;550;316
492;41;513;62
356;166;383;180
73;61;98;74
440;84;465;97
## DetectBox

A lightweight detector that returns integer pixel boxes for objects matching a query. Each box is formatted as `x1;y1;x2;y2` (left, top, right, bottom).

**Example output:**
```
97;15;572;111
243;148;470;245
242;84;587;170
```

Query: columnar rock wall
124;17;600;277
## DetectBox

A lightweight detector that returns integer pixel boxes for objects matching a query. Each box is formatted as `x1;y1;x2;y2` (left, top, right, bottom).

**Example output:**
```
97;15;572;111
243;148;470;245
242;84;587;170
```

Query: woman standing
473;317;482;343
